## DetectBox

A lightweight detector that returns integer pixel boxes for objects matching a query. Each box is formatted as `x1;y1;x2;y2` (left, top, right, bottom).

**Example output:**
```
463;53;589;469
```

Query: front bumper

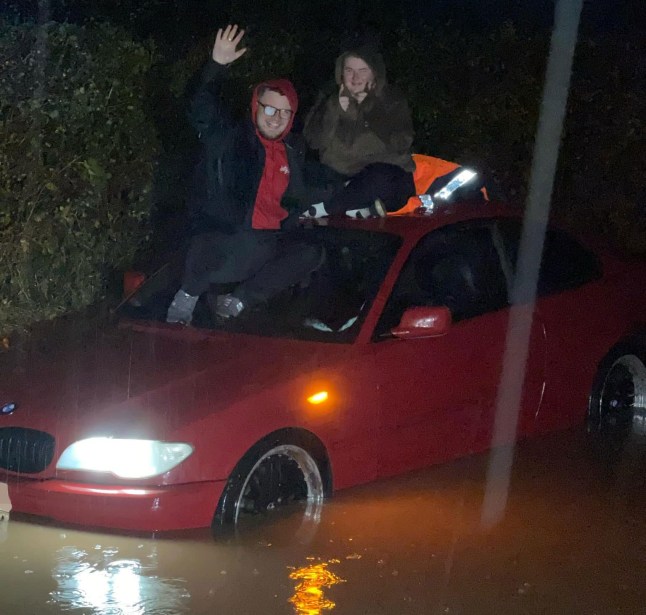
5;476;225;532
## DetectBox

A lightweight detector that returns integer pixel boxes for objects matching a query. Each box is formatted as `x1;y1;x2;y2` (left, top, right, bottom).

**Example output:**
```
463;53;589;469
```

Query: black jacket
187;61;323;235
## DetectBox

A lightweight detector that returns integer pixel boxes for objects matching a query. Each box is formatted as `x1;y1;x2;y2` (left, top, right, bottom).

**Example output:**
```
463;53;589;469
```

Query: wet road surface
1;427;645;615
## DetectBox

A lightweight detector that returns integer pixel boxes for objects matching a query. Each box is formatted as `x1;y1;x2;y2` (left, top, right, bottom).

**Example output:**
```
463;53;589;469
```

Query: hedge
0;20;158;334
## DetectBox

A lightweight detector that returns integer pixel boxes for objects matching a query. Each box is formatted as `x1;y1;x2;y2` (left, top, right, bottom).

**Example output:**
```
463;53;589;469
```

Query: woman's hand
353;80;375;104
211;24;247;65
338;84;350;112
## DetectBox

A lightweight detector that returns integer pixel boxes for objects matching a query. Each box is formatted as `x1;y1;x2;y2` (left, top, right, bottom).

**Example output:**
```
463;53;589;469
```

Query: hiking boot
215;294;246;318
166;289;198;324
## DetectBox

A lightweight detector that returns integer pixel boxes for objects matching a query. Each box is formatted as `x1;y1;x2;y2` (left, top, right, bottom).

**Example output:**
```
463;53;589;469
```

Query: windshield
119;227;402;343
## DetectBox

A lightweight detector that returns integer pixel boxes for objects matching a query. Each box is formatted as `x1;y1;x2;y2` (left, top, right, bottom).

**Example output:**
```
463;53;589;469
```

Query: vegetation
0;21;157;333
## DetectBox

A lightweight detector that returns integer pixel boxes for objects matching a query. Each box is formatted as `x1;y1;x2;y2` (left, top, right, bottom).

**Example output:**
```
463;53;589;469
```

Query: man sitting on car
167;24;324;324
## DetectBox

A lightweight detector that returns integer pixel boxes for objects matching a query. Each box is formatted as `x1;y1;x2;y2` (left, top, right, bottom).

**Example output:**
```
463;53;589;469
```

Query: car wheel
213;431;329;537
588;350;646;447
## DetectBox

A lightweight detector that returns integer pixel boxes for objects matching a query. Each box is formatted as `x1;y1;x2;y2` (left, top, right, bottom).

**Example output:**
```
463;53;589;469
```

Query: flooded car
1;202;645;532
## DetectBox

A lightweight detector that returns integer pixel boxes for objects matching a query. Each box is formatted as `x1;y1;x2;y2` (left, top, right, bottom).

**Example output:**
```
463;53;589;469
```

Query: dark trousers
325;162;415;215
182;229;322;307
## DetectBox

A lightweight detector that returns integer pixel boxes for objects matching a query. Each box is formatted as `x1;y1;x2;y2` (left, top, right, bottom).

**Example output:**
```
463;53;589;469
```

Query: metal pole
481;0;584;528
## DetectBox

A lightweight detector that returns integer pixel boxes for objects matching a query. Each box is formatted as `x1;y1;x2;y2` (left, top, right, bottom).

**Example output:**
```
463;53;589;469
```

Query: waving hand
211;24;247;65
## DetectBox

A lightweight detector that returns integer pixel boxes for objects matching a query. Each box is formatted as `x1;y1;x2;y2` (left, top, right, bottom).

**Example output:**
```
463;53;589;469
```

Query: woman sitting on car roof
303;37;416;219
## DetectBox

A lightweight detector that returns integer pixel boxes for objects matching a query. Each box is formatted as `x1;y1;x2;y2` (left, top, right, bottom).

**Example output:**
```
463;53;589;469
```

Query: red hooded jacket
250;79;299;230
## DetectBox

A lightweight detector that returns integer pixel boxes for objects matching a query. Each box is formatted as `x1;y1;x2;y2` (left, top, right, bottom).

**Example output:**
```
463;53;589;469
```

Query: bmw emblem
1;402;16;415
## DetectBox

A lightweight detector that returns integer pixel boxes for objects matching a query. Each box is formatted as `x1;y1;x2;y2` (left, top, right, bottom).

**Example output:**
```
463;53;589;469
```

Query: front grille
0;427;55;473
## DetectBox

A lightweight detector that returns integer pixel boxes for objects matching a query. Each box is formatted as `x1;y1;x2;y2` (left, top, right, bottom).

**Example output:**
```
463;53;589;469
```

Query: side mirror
391;306;451;340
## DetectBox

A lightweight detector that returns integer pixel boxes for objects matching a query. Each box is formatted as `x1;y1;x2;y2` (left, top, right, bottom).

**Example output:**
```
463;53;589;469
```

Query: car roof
312;201;522;242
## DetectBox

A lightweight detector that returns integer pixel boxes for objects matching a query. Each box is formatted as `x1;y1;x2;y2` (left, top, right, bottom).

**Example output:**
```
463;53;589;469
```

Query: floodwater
1;427;645;615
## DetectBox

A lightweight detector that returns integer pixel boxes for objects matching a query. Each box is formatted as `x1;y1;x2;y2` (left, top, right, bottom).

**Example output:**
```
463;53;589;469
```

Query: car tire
587;346;646;449
212;430;330;537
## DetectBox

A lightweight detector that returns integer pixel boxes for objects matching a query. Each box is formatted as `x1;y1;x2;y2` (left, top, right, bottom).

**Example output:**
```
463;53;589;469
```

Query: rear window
497;220;602;296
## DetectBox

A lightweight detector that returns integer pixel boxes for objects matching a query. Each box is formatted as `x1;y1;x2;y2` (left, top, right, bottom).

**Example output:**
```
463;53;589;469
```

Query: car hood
0;322;347;443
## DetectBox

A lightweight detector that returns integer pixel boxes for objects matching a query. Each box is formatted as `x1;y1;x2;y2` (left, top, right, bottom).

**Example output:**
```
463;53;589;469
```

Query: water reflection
2;428;645;614
288;559;345;615
232;498;324;547
0;513;8;544
48;543;190;614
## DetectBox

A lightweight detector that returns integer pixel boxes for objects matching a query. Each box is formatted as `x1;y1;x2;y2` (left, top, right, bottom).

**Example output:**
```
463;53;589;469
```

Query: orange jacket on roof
392;154;460;215
392;154;488;215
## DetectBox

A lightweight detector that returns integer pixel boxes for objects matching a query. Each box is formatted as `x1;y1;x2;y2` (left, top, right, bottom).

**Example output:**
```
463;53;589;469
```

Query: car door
370;220;546;477
496;220;621;434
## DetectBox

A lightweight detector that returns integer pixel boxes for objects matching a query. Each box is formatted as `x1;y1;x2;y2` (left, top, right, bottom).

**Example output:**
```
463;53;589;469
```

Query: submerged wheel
588;351;646;445
213;431;329;536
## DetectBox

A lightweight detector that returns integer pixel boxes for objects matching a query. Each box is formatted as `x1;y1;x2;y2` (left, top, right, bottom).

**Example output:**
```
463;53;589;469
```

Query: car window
374;222;509;338
119;228;402;344
496;219;602;297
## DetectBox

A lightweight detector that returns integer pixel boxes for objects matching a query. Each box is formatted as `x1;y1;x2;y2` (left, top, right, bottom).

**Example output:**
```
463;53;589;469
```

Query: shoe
166;289;198;324
215;294;245;318
371;198;387;217
301;202;328;219
346;199;387;219
345;207;370;219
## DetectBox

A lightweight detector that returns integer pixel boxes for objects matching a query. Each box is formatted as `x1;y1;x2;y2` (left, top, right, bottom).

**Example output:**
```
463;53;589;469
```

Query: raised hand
211;24;247;65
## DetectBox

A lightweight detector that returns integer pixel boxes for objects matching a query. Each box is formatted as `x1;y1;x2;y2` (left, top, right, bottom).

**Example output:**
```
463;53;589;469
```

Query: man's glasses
258;101;293;120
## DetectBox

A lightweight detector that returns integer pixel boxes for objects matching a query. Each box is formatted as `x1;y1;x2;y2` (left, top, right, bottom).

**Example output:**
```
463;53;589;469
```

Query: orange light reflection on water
288;561;345;615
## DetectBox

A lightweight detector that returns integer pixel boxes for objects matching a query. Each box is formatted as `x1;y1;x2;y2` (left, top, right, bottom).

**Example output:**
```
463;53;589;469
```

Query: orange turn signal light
307;391;329;405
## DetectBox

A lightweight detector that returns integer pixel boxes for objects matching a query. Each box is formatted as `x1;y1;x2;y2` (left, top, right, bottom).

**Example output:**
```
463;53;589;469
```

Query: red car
1;202;645;532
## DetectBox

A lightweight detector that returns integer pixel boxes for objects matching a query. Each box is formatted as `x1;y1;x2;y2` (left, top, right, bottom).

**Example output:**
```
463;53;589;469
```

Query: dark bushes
0;21;158;333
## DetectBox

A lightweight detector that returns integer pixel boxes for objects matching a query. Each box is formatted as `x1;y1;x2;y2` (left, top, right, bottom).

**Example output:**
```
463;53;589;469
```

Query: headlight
56;438;194;479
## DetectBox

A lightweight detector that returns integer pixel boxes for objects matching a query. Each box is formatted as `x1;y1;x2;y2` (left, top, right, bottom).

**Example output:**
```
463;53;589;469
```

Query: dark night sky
3;0;645;37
